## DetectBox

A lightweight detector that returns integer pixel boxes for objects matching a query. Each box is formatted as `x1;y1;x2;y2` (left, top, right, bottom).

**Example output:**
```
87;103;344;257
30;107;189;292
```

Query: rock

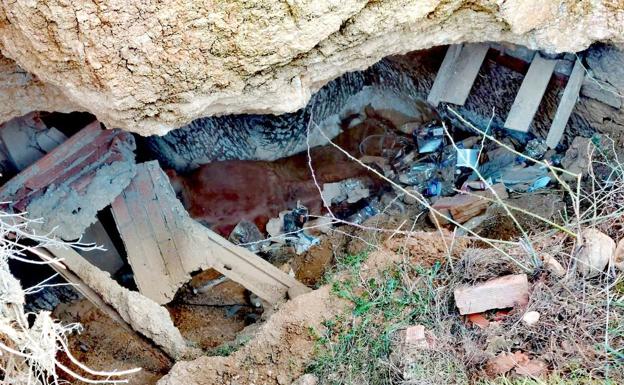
454;274;529;315
292;374;319;385
522;311;541;326
303;216;333;236
561;137;592;181
542;254;566;277
613;239;624;271
485;352;520;376
1;3;623;134
576;228;615;277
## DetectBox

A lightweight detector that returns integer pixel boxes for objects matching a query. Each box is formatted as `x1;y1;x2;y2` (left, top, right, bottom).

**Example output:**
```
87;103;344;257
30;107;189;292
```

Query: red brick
454;274;529;315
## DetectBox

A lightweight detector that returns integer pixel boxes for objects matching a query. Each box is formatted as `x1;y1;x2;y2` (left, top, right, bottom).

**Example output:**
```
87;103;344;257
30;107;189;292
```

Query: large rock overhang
0;0;622;135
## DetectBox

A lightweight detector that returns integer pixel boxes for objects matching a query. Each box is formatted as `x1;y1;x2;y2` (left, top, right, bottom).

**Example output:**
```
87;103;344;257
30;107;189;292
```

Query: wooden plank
111;161;309;305
427;44;462;107
504;54;557;133
37;248;133;333
440;43;490;105
546;59;586;149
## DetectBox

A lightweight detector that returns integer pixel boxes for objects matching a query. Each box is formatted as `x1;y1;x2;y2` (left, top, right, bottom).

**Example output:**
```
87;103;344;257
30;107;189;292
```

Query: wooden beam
427;44;462;107
546;59;586;149
111;161;309;305
439;43;489;105
504;54;557;133
427;43;489;107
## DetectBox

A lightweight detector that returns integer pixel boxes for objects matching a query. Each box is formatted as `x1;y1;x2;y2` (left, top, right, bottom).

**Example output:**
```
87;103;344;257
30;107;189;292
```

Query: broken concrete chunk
576;228;615;277
454;274;529;315
581;77;622;109
0;121;136;240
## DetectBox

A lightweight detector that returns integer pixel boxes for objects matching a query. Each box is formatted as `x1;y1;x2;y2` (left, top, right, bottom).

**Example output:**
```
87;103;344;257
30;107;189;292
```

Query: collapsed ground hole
2;41;623;385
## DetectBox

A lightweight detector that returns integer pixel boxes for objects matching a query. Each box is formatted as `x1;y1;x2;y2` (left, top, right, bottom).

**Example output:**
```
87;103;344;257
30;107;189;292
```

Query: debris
348;201;381;225
43;247;197;360
456;148;479;169
0;121;136;240
576;228;615;277
303;216;333;236
267;214;287;240
402;186;421;205
522;311;541;326
287;285;310;300
404;325;435;350
229;220;267;253
294;233;321;254
111;161;309;305
498;164;551;192
467;313;490;329
399;163;436;188
454;274;529;315
429;183;508;225
414;123;444;153
321;178;370;204
80;220;125;275
525;138;547;160
542;254;566;277
581;77;622;109
561;136;592;181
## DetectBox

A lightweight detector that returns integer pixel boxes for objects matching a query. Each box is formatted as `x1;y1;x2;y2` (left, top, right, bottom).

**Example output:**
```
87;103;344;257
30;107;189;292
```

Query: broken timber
427;43;489;107
504;54;557;133
546;59;586;149
111;161;309;305
0;121;136;240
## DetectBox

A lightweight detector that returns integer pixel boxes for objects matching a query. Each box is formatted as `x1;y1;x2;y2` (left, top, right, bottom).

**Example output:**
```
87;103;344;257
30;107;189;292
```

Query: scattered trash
321;178;370;204
229;220;267;252
347;201;381;225
576;228;615;278
283;205;309;234
524;138;547;160
398;163;436;188
522;311;540;327
414;123;444;153
454;274;529;315
293;232;321;254
498;164;550;192
456;148;479;169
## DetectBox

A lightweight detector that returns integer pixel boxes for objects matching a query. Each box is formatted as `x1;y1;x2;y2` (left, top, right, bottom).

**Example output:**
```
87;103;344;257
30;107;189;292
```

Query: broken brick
429;183;508;225
466;313;490;329
454;274;529;315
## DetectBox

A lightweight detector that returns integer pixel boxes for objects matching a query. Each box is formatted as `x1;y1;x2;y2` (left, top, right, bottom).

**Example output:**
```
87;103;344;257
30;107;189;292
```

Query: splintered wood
0;121;136;240
111;161;309;305
546;59;586;149
427;43;489;107
504;54;557;133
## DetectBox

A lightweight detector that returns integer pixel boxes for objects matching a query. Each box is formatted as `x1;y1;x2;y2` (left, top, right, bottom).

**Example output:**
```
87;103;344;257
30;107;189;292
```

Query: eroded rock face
0;1;623;135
